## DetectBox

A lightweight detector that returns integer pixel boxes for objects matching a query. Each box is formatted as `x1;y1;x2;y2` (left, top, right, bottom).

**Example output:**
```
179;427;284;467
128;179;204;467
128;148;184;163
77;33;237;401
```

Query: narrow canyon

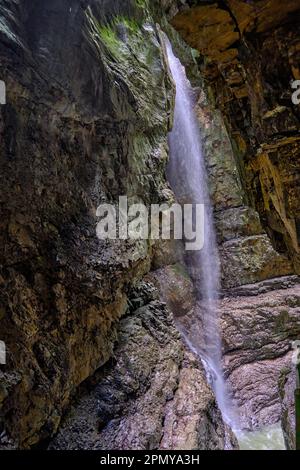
0;0;299;451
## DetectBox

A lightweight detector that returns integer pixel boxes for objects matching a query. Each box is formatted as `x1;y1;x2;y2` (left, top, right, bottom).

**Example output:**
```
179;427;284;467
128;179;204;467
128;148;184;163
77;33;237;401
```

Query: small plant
113;16;141;35
87;7;144;59
135;0;148;8
98;24;120;51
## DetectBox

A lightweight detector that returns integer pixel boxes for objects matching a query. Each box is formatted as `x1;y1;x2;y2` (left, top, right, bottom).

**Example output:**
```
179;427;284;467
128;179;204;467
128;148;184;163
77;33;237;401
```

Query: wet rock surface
49;285;232;450
0;0;299;450
151;263;300;439
279;365;296;450
0;0;173;448
221;285;300;431
169;0;300;274
221;285;300;374
195;84;294;289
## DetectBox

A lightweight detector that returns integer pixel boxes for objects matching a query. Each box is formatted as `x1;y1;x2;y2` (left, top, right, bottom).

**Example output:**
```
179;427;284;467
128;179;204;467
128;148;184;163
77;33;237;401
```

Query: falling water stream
165;38;236;430
164;38;288;450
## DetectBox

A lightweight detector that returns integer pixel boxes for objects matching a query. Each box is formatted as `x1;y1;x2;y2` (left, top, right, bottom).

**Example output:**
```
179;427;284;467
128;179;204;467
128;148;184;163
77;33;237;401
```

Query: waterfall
165;38;236;428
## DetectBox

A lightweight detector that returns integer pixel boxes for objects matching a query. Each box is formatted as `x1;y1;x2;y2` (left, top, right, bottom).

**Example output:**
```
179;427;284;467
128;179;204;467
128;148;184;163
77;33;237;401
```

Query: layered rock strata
168;0;300;274
150;263;300;440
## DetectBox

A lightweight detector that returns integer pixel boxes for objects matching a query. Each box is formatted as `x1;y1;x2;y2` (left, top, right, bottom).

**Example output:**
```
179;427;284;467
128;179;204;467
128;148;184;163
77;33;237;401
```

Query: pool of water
236;424;286;450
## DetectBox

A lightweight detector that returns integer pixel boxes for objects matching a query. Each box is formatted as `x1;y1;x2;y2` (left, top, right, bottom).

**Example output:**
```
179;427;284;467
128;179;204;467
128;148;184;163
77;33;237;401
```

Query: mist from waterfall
165;38;236;428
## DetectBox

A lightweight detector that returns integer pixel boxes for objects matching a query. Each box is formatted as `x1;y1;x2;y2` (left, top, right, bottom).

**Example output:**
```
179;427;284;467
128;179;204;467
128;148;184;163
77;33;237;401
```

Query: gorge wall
0;0;299;450
167;0;300;275
0;0;174;448
160;0;300;448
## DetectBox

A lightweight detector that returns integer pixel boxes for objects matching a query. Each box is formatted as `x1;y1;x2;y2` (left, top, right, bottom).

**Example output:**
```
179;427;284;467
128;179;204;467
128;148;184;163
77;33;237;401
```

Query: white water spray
165;38;236;428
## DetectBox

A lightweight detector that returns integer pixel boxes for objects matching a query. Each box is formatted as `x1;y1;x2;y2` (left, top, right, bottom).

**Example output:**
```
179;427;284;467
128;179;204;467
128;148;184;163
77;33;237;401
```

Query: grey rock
49;298;231;450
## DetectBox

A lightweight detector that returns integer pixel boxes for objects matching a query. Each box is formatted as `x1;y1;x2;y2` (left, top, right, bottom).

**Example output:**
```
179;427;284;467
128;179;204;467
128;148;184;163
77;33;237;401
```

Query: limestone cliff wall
0;0;173;448
168;0;300;274
154;6;295;289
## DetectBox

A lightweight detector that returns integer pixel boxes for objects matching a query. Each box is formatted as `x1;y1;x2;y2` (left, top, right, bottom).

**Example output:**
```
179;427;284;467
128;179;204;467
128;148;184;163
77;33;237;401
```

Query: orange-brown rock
169;0;300;274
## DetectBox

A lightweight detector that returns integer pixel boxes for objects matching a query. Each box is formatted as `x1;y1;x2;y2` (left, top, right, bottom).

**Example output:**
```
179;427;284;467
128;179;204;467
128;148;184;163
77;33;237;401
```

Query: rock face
0;0;236;451
195;86;293;288
150;262;300;440
222;283;300;430
160;0;300;437
169;0;300;274
152;15;294;289
49;283;233;450
0;0;173;448
279;365;296;450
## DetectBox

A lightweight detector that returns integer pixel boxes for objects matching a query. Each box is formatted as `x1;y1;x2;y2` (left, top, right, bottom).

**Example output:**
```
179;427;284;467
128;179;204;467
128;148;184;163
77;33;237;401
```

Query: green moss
171;263;190;281
85;3;171;138
98;24;120;51
191;48;200;60
114;16;141;34
86;8;121;57
135;0;148;8
87;8;144;58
